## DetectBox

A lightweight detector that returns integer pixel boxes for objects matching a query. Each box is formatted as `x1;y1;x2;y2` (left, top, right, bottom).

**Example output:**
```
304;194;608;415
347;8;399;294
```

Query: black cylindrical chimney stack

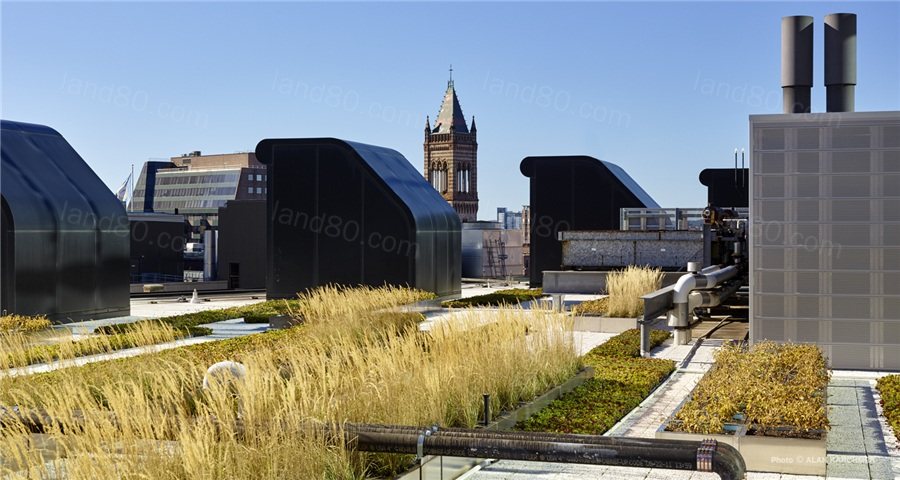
781;15;814;113
825;13;857;112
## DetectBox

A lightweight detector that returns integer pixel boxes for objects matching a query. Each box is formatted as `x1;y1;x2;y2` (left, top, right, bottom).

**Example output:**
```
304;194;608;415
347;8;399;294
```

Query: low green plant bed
877;374;900;436
586;328;670;359
571;297;608;316
670;342;830;438
517;328;674;434
96;323;213;337
441;288;543;308
164;300;301;329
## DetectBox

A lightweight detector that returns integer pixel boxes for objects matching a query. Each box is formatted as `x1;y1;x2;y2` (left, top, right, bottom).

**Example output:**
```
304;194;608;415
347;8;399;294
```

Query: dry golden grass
0;314;51;333
0;321;185;369
605;266;663;317
0;288;577;479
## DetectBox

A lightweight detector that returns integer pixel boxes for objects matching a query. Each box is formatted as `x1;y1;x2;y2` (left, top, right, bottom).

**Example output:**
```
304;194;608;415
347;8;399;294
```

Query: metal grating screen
750;112;900;370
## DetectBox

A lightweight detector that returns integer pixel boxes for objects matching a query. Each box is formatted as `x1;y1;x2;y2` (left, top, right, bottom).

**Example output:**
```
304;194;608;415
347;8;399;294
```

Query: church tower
424;72;478;222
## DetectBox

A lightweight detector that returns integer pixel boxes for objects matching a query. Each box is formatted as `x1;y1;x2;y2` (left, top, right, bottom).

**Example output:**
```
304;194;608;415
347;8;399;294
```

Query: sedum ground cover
441;288;543;308
518;328;674;434
671;342;830;437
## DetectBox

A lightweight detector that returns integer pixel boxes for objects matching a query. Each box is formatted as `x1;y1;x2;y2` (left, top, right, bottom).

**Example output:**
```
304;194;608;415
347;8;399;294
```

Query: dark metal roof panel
257;138;460;235
519;155;659;287
1;120;130;321
520;155;660;208
599;160;660;208
255;137;461;297
699;168;749;208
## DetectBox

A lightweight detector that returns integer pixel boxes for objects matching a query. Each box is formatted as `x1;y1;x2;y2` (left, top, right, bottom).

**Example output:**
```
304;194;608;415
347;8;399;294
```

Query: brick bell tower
424;69;478;222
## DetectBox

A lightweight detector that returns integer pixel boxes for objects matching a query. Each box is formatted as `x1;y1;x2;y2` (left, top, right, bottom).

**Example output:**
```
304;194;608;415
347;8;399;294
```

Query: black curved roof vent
1;120;130;322
256;137;461;298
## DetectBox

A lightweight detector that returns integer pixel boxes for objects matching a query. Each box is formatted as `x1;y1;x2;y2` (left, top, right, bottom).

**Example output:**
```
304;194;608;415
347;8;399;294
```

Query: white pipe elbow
672;273;698;306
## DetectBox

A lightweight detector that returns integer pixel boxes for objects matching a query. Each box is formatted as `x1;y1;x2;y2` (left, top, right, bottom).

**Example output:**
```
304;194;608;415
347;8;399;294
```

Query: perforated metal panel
750;111;900;370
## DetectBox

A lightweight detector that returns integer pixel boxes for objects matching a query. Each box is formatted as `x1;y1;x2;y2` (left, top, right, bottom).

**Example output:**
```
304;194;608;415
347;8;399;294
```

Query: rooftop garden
0;286;578;478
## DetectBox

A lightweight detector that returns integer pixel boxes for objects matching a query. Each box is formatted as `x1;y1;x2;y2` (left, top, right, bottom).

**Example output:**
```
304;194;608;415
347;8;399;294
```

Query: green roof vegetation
672;342;830;437
441;288;543;308
518;328;674;435
877;374;900;437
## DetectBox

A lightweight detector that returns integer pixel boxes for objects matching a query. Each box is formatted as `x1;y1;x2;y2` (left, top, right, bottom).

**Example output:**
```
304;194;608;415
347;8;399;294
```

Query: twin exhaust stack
782;13;857;113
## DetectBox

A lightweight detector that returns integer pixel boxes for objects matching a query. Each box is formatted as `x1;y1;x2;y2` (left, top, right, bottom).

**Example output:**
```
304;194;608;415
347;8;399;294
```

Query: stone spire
433;76;469;134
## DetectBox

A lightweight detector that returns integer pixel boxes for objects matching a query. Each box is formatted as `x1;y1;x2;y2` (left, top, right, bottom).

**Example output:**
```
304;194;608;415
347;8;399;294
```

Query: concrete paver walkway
827;378;900;479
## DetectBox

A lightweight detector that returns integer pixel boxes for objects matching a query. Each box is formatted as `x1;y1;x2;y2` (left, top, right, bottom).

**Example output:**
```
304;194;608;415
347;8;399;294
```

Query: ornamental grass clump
0;287;578;479
0;321;186;369
673;342;830;437
605;266;663;317
0;314;51;333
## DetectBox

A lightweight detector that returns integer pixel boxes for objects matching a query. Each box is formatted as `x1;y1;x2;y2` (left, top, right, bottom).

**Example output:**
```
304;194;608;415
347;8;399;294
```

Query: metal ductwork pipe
825;13;857;112
781;15;814;113
669;264;740;328
688;280;743;310
668;264;741;345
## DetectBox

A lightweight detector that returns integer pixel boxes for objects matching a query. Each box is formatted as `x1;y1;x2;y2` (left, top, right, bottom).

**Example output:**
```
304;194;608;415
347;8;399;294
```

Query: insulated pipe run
639;265;721;356
669;265;740;328
341;424;746;480
688;281;743;311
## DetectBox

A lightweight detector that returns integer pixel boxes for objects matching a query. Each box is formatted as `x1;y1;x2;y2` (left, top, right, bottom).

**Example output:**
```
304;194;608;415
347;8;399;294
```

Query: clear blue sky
3;2;899;219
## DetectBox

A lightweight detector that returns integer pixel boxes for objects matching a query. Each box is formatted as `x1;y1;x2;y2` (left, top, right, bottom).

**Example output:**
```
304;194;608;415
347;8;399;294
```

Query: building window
256;174;263;181
247;174;253;182
248;187;253;194
256;187;262;194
